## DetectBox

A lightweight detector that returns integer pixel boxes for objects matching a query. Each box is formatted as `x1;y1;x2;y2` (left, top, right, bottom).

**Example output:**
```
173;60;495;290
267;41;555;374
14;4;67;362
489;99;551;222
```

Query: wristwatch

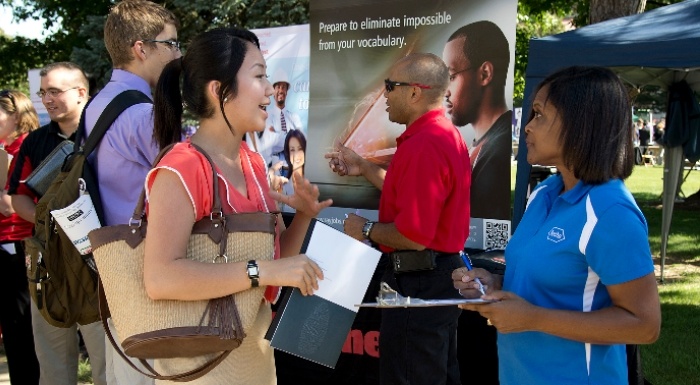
362;221;375;240
246;260;260;288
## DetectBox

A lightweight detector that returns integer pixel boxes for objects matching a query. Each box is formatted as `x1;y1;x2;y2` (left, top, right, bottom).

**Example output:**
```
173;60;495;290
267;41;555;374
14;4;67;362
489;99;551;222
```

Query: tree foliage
0;34;65;93
0;0;309;90
589;0;646;23
513;11;569;106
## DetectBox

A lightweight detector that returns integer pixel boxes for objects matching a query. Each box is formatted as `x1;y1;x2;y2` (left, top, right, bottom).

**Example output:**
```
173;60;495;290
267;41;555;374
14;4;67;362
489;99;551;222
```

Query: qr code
483;220;511;250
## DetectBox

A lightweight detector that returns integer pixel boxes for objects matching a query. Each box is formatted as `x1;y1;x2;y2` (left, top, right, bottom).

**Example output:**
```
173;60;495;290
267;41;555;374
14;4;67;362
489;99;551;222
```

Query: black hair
282;129;307;179
153;27;260;149
448;20;510;88
529;66;634;183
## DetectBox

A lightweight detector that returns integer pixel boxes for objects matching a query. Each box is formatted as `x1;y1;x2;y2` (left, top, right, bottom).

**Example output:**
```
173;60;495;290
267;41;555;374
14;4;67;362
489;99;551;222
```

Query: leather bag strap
129;142;223;228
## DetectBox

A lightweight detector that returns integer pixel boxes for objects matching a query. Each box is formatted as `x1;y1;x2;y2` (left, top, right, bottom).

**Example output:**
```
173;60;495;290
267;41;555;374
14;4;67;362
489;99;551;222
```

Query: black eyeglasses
0;90;17;110
143;39;181;51
384;79;432;93
36;87;80;99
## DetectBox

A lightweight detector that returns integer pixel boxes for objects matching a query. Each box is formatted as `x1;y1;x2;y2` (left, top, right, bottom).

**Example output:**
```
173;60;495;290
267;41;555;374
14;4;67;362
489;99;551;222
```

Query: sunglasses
384;79;432;93
0;90;17;110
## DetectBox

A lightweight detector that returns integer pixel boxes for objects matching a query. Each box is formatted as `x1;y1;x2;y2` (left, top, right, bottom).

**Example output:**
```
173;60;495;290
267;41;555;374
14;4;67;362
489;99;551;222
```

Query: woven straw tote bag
89;143;277;382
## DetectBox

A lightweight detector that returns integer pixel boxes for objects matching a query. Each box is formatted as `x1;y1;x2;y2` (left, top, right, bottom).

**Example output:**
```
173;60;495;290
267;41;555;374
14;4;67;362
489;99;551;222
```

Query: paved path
0;346;9;385
0;345;91;385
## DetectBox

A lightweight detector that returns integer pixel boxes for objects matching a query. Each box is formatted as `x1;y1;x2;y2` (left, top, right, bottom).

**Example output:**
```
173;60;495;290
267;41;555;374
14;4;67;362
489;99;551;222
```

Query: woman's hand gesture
270;173;332;217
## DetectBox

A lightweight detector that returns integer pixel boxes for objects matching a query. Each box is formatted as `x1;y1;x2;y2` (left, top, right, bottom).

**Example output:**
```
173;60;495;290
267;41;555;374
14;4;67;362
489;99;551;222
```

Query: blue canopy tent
514;0;700;282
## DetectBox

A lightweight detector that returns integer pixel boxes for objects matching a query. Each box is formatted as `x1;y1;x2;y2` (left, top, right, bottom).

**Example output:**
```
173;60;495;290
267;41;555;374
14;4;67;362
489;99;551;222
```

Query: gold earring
223;97;228;103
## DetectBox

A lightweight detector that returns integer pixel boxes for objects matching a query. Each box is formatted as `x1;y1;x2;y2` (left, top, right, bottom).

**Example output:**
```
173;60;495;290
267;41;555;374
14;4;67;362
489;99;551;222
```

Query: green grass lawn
512;163;700;385
629;165;700;385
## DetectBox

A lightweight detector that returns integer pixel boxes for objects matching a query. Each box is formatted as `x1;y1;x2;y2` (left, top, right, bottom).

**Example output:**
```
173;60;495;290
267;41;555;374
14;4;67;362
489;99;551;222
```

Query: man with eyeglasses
82;1;180;384
442;20;512;385
8;61;110;385
326;53;471;385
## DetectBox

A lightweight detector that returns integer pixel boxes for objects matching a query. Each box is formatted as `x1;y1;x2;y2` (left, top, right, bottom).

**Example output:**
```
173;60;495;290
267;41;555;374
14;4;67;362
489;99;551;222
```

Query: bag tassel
201;295;245;340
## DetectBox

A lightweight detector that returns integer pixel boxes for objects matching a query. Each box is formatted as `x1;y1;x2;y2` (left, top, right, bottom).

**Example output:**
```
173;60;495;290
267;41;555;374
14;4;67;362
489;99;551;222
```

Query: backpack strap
75;90;153;156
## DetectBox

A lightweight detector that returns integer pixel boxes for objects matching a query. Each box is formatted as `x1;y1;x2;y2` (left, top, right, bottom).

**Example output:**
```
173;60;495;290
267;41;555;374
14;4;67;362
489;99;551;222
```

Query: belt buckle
392;255;401;271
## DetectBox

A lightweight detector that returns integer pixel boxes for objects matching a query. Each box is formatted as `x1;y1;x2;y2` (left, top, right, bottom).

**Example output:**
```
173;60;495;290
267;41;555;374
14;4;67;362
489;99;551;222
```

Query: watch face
362;221;373;238
247;261;259;277
247;260;260;287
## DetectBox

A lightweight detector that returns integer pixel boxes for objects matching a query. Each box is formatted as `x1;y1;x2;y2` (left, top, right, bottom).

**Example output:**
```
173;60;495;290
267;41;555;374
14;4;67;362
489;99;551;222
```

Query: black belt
433;251;461;258
387;249;460;273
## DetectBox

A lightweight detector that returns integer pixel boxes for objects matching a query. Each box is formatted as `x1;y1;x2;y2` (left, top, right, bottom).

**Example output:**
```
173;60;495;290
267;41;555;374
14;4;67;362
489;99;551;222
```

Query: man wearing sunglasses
8;62;107;385
442;21;512;385
82;1;180;384
326;53;471;385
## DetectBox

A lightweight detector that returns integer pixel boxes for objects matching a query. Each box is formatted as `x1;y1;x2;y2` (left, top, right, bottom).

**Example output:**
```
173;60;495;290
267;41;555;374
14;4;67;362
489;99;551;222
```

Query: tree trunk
589;0;647;24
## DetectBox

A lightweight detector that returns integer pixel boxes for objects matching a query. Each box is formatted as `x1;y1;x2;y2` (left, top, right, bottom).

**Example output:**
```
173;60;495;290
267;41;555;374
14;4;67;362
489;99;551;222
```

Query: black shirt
8;121;76;197
470;110;513;221
639;128;651;147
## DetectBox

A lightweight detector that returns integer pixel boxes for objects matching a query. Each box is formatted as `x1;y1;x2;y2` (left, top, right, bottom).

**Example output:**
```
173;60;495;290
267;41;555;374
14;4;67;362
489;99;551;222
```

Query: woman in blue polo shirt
453;66;661;385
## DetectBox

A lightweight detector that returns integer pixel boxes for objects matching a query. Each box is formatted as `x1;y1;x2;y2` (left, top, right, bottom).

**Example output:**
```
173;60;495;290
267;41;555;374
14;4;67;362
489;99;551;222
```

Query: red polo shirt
378;108;471;253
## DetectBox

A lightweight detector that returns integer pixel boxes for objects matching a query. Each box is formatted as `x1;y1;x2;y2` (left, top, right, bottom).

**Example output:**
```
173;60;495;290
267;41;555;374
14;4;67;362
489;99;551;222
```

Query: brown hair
0;90;39;139
104;0;180;67
39;62;90;90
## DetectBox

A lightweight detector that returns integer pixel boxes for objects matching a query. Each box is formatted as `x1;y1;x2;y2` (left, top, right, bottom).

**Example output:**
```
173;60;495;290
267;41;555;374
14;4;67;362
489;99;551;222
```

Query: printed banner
307;0;517;250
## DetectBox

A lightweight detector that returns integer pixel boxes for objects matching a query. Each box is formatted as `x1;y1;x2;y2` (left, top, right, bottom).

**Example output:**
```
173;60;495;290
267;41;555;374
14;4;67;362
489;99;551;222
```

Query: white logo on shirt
547;227;565;243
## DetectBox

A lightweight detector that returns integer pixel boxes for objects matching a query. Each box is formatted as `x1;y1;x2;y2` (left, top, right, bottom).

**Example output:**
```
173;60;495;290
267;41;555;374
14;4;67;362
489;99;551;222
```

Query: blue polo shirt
499;174;654;385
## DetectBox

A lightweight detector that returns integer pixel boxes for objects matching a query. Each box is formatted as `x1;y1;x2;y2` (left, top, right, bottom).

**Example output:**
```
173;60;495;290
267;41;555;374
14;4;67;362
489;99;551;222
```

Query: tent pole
659;146;684;283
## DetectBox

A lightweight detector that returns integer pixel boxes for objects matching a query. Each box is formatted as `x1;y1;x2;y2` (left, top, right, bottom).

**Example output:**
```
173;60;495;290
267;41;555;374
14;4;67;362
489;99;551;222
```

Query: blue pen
460;251;486;296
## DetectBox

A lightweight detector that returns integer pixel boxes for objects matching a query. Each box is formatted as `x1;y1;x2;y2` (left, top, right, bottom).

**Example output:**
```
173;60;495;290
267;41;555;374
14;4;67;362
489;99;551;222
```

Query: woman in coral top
0;89;40;384
144;27;332;384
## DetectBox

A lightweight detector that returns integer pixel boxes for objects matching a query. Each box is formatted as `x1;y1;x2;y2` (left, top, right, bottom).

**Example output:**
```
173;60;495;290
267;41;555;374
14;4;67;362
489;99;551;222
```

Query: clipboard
356;298;495;308
355;282;496;308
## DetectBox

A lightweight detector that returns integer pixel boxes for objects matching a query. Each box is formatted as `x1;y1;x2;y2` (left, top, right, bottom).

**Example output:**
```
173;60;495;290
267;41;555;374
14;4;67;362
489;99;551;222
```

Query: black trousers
0;241;40;385
379;253;463;385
